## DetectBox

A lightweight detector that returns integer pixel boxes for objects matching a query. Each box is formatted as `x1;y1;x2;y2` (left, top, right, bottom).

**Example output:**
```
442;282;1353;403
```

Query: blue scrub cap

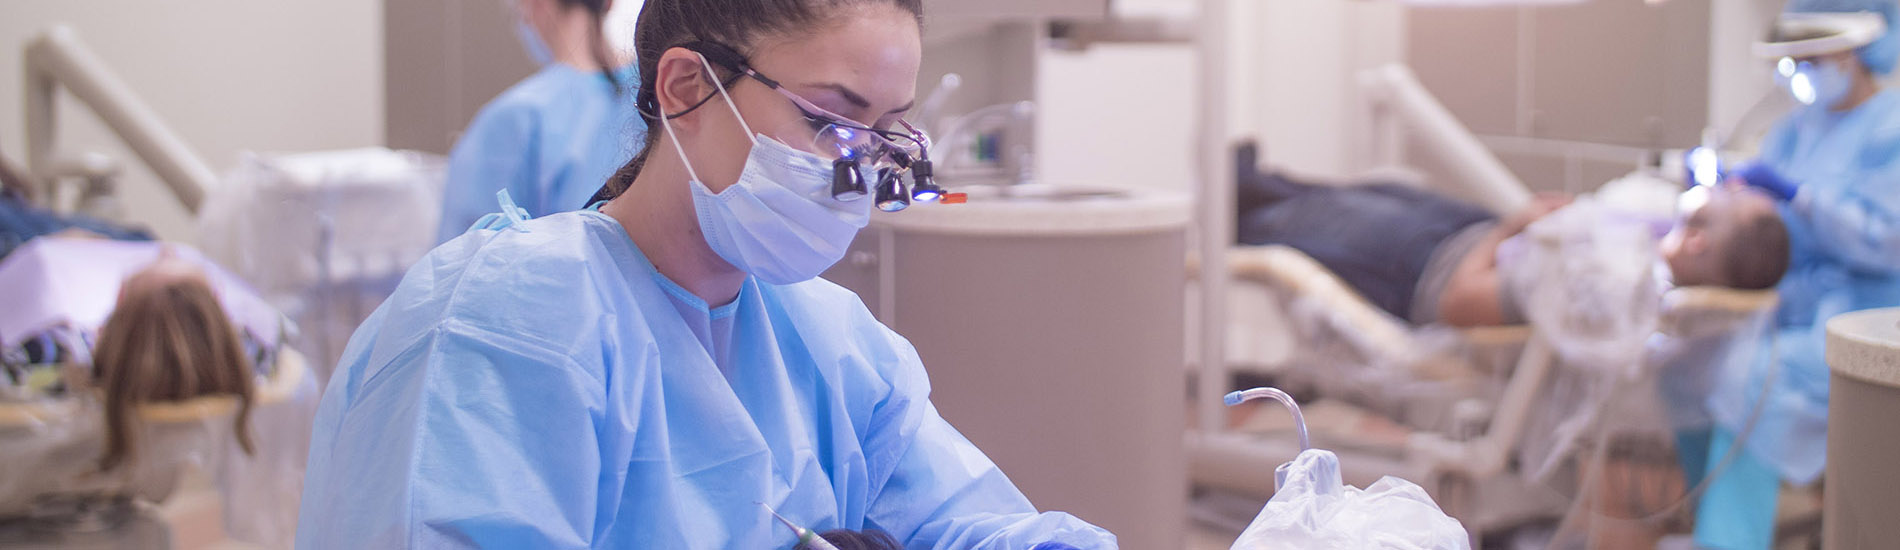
1787;0;1900;75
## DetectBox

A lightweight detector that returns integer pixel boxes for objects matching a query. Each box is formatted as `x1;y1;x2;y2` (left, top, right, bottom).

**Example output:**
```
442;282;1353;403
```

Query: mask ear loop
657;102;705;186
693;52;758;142
657;51;760;187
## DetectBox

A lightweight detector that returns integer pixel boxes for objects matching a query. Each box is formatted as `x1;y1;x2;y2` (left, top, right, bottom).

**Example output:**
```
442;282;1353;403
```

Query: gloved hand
1734;162;1800;202
1029;544;1081;550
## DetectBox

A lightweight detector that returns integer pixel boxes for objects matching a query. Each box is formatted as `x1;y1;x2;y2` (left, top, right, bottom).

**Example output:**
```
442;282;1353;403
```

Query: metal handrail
1359;64;1532;215
24;25;214;213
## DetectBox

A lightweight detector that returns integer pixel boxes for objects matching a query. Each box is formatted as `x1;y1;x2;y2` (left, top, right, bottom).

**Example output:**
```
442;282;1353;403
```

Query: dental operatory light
1679;183;1712;213
1688;146;1722;188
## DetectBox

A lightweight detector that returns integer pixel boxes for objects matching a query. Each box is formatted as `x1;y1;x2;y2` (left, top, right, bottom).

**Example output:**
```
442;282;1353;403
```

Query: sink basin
954;183;1130;202
870;182;1190;236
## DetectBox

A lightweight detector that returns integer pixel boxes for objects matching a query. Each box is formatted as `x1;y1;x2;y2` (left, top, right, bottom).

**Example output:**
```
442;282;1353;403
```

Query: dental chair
0;349;311;550
1190;243;1779;541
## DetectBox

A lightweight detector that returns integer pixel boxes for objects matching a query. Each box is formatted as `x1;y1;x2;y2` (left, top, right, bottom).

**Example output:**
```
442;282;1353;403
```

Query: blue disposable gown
296;210;1116;549
435;64;644;244
1709;90;1900;485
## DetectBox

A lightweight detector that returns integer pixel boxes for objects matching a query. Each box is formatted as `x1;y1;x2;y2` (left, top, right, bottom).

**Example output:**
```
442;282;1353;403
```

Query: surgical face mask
1782;57;1854;107
658;53;874;284
515;20;555;67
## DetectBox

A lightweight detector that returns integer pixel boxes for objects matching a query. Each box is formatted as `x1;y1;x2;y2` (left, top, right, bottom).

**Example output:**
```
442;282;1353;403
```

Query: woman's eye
805;117;832;132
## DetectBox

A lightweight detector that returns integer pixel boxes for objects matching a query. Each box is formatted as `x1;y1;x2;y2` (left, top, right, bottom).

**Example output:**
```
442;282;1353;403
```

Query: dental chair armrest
1662;287;1777;313
1660;287;1778;339
1225;245;1419;363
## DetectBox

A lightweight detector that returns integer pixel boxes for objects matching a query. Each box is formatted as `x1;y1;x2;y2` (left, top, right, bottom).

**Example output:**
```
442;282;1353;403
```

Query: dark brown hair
804;529;903;550
587;0;925;203
1719;207;1791;291
91;264;256;471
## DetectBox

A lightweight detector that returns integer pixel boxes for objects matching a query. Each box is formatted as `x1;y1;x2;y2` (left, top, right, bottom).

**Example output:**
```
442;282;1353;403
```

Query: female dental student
297;0;1117;548
434;0;645;243
1702;0;1900;547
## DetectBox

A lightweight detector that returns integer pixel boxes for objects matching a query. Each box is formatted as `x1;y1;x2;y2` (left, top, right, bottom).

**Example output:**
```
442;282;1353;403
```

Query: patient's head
802;530;902;550
91;254;256;471
1661;186;1790;290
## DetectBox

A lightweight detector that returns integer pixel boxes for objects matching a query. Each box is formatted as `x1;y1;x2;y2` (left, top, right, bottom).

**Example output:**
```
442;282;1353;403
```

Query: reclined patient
1235;165;1791;329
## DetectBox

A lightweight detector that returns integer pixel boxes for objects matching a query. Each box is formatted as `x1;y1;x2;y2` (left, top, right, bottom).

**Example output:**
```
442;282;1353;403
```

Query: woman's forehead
747;9;921;104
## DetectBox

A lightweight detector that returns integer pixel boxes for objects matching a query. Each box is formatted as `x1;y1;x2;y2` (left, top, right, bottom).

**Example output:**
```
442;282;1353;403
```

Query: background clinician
1701;1;1900;547
435;0;645;243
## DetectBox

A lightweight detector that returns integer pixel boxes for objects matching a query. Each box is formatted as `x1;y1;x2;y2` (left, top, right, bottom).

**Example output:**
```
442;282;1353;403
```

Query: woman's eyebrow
804;82;916;114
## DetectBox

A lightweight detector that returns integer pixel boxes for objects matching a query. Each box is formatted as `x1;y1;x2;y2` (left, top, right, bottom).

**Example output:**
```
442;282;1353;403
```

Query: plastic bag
197;147;445;382
1230;449;1470;550
1225;388;1470;550
1506;196;1662;376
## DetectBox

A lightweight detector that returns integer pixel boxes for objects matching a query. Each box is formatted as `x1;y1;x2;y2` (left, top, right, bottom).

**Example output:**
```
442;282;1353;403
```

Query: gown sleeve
859;328;1119;550
297;324;609;549
1789;153;1900;273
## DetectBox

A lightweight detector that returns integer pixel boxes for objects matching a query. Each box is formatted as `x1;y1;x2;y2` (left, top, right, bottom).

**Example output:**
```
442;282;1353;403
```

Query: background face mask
515;20;554;67
1787;59;1854;106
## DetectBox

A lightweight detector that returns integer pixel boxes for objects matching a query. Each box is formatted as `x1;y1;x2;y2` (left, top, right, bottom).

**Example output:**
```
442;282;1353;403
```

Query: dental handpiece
760;502;839;550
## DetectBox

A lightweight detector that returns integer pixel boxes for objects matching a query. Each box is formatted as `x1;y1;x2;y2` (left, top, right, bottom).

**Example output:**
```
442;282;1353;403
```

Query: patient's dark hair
1718;208;1791;291
800;530;902;550
588;0;925;203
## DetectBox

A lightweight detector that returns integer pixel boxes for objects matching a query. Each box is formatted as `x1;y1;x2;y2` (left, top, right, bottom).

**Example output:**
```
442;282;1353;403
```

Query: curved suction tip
1222;387;1311;451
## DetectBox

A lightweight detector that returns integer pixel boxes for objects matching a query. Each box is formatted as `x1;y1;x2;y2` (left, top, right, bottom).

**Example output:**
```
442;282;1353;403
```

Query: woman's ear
653;48;711;131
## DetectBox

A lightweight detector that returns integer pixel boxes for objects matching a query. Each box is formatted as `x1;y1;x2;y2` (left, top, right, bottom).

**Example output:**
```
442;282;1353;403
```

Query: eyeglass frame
665;41;933;171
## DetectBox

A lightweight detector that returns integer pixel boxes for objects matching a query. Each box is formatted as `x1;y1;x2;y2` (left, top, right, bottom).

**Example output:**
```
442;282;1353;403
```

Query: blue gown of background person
1699;2;1900;548
434;63;644;244
297;209;1117;549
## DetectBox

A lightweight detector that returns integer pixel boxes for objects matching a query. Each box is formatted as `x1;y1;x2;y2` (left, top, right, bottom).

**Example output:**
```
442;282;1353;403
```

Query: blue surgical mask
515;20;555;67
660;53;873;284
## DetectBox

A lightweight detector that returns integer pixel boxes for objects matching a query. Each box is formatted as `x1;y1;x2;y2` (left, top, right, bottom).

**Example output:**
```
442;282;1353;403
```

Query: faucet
931;100;1037;185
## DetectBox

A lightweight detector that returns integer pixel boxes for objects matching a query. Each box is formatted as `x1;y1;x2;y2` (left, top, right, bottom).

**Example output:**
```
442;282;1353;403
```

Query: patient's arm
1438;196;1571;327
1438;229;1511;327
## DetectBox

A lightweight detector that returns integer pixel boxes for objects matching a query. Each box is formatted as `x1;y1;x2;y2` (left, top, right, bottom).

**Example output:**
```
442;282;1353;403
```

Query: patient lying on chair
1235;165;1790;329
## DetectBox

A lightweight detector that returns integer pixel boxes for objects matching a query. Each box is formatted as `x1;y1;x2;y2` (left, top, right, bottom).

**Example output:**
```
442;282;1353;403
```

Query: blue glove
1030;544;1082;550
1736;162;1800;202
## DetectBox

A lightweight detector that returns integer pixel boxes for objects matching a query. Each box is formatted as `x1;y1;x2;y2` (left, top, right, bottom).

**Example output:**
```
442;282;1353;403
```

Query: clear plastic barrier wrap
197;148;445;381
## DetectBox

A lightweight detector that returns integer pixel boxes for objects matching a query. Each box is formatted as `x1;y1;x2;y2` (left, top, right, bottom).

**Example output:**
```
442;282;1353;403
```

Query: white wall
1035;0;1404;196
0;0;384;243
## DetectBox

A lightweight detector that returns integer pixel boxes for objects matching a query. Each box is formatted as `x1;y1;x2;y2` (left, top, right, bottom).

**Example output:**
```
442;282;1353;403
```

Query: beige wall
0;0;384;243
